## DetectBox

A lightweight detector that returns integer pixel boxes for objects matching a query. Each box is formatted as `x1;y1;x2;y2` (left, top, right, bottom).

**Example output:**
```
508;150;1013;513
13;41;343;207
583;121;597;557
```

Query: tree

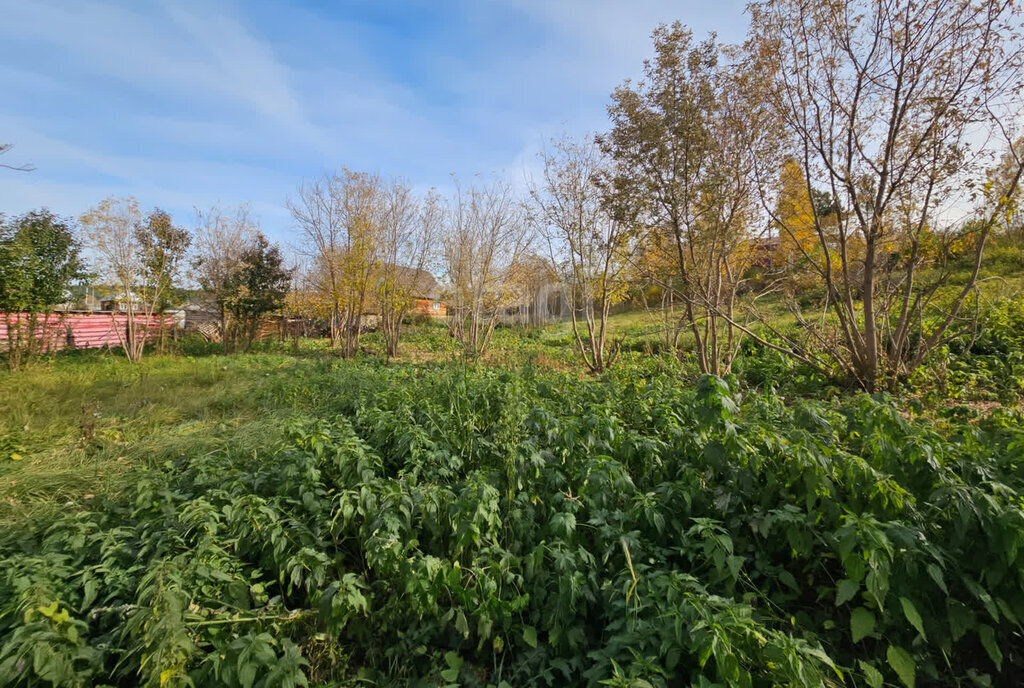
984;136;1024;243
288;174;347;348
0;143;34;172
281;262;326;348
218;234;291;353
375;183;442;359
746;0;1024;390
503;252;562;328
441;179;533;357
137;209;191;350
772;159;817;271
289;170;384;357
0;210;84;369
81;198;186;363
192;204;259;345
530;135;635;373
601;24;773;375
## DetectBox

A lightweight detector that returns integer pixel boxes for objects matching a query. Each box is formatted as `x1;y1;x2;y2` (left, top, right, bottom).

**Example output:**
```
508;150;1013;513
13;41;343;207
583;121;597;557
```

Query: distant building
365;266;447;319
165;300;221;340
398;266;447;318
99;290;144;313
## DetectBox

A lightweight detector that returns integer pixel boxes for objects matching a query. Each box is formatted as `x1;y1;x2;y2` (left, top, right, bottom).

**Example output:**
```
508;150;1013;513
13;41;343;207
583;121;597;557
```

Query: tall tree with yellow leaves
601;24;776;375
290;170;384;358
772;159;817;272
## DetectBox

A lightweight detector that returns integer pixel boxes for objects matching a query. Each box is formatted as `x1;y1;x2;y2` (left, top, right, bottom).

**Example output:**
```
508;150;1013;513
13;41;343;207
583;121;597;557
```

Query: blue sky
0;0;748;246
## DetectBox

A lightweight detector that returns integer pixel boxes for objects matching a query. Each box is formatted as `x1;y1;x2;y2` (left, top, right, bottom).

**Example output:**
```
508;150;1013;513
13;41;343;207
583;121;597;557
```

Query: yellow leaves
33;601;70;624
774;159;818;267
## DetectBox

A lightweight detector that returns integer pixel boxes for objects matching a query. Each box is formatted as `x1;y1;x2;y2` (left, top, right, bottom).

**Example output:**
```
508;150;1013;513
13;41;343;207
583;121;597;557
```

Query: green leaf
977;624;1003;671
948;600;973;642
866;567;889;611
778;569;799;592
965;578;1000;622
523;625;538;648
477;614;493;640
851;607;876;643
726;555;744;580
836;578;859;606
441;651;463;682
926;564;948;595
900;596;926;640
239;662;257;688
886;645;915;688
81;578;99;610
858;660;884;688
455;610;469;638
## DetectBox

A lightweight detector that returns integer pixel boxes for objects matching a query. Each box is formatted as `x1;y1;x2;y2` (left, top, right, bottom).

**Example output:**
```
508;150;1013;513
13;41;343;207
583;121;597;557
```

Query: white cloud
161;1;323;146
0;0;752;242
0;0;321;147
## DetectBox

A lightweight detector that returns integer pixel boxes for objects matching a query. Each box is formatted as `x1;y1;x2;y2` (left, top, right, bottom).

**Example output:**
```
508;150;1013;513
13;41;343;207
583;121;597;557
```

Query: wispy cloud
161;1;323;146
0;0;750;241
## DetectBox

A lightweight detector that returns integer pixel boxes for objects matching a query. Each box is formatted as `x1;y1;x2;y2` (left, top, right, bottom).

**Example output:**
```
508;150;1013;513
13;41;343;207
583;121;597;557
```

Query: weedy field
8;0;1024;684
1;306;1024;688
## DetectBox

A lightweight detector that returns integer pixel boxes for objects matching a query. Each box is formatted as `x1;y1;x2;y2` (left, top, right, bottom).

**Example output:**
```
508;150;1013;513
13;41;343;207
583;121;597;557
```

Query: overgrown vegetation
2;0;1024;685
1;321;1023;685
0;210;85;370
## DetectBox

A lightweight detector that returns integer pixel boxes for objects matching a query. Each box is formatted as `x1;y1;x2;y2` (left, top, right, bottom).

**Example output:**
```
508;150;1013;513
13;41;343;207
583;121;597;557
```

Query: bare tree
530;136;636;373
745;0;1024;389
290;170;385;357
0;143;34;172
81;198;187;362
375;183;442;359
288;174;346;347
442;179;533;357
191;204;259;346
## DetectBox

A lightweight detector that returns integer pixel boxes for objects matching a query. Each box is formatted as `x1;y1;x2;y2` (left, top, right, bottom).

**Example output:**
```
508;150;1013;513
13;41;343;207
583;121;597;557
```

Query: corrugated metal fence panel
0;313;170;351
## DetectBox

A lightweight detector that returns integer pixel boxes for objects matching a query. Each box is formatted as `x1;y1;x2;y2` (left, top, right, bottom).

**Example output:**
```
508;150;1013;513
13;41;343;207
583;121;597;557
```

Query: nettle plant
1;363;1023;687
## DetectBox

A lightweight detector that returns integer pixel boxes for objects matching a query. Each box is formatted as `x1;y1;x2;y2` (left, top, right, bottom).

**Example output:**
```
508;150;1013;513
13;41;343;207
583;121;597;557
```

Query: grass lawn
0;351;317;525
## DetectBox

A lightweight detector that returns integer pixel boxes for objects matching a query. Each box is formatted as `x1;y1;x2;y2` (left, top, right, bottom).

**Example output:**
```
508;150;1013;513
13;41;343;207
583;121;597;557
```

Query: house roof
390;265;442;300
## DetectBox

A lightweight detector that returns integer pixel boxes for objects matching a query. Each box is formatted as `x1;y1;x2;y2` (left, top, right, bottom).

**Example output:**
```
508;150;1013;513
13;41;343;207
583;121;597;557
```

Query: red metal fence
0;312;170;352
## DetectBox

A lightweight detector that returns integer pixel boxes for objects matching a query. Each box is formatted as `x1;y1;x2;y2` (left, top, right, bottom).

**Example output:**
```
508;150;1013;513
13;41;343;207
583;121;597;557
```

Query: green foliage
2;359;1022;687
217;233;291;353
0;210;84;313
910;296;1024;404
136;209;191;314
0;210;86;369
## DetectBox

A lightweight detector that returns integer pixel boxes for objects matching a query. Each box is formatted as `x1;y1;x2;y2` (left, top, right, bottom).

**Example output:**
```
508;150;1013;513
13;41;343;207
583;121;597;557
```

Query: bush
2;363;1022;687
171;331;224;357
911;296;1024;404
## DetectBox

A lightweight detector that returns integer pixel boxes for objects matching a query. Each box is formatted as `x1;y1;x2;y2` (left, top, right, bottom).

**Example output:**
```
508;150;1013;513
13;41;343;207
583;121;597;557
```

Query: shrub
2;363;1022;687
